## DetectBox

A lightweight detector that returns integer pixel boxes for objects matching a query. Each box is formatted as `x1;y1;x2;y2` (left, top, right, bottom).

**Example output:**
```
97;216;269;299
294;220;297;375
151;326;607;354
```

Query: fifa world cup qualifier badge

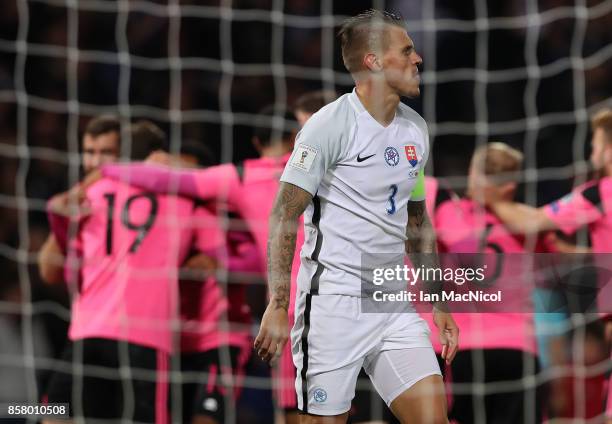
290;144;318;172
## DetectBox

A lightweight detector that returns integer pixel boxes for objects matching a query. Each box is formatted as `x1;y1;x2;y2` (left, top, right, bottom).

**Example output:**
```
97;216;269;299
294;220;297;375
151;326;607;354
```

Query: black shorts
449;349;543;424
180;346;242;424
45;338;168;423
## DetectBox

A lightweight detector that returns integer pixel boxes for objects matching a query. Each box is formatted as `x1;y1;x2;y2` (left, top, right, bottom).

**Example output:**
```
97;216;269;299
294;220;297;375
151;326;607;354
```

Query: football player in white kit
255;10;459;423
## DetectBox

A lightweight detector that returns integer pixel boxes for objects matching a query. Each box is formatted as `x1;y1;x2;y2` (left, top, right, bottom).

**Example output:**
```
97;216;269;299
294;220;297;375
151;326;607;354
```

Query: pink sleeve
102;163;241;207
543;184;603;235
191;164;242;207
102;162;199;197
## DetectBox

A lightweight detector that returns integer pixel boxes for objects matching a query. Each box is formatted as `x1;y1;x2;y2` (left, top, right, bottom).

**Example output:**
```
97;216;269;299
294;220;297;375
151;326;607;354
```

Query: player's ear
363;53;382;73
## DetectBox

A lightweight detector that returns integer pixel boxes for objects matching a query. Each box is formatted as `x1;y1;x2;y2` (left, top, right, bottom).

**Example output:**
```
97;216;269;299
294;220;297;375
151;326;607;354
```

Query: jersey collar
348;88;366;114
348;87;398;129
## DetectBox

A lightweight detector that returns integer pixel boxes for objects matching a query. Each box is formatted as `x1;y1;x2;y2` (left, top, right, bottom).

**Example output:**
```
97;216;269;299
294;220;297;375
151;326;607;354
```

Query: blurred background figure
434;143;542;424
37;115;121;286
293;90;338;127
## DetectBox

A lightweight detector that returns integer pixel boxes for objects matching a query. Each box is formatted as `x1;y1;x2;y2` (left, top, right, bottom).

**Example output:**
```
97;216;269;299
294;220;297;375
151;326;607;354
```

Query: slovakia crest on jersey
404;145;420;167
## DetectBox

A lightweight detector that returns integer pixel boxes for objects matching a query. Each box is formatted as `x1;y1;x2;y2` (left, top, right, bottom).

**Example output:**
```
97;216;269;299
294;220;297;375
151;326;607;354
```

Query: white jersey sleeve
280;103;346;196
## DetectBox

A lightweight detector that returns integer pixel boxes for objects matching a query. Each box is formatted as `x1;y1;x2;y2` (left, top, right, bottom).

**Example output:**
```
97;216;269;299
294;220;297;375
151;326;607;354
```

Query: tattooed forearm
406;200;444;304
406;200;437;254
267;182;312;311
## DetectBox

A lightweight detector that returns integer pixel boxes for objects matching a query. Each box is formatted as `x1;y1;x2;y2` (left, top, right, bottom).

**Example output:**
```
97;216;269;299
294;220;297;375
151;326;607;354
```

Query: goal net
0;0;611;422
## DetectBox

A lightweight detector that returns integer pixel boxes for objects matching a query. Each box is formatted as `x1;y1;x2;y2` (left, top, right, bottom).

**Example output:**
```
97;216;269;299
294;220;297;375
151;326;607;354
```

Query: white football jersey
281;89;430;296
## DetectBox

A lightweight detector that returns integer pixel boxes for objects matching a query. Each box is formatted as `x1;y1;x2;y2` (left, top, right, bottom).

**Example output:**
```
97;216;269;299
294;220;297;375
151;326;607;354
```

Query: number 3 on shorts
387;184;398;215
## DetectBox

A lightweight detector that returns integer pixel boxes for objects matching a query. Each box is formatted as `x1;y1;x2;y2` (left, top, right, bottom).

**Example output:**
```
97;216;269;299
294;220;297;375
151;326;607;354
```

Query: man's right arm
267;182;312;309
253;114;335;362
38;234;64;284
254;182;312;362
101;162;240;207
490;182;608;236
491;202;558;234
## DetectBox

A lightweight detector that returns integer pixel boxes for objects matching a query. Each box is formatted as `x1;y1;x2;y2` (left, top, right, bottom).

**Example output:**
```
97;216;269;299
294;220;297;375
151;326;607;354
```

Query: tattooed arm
254;182;312;363
405;200;443;301
406;199;440;296
406;199;459;364
406;199;437;255
266;182;312;310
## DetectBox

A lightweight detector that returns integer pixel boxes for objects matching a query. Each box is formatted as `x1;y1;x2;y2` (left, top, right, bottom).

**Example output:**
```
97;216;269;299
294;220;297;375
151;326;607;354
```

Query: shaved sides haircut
338;9;406;75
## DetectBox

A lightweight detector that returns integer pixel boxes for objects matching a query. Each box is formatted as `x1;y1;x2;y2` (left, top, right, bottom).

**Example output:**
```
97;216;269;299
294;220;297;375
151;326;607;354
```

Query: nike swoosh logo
357;153;376;162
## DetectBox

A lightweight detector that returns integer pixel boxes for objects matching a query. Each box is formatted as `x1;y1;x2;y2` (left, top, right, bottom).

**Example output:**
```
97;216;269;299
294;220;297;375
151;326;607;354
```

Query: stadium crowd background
0;0;612;422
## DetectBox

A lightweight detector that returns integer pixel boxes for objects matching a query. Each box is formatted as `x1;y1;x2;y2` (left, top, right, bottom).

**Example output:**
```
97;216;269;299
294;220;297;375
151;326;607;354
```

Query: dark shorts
45;338;168;423
180;346;242;423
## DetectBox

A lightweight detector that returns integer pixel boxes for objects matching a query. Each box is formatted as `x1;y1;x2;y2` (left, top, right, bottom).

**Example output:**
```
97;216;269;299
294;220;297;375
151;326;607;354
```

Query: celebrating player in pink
489;109;612;255
100;105;306;421
434;142;541;423
173;140;254;424
38;115;122;284
488;109;612;421
46;122;208;423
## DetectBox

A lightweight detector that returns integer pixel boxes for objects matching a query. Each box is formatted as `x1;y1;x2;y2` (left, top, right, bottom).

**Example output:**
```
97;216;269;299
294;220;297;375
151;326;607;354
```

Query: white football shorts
292;290;441;416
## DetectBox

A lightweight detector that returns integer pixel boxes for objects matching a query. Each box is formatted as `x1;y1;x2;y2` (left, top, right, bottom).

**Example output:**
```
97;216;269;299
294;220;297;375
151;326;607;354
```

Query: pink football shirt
543;177;612;253
103;155;305;318
228;155;304;318
424;176;438;224
543;177;612;315
68;178;198;353
430;197;537;354
191;155;305;320
423;176;457;249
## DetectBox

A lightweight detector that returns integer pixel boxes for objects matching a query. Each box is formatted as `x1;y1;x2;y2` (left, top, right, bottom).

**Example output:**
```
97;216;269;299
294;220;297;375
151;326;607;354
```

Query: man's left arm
406;172;458;364
405;171;439;274
405;198;441;293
